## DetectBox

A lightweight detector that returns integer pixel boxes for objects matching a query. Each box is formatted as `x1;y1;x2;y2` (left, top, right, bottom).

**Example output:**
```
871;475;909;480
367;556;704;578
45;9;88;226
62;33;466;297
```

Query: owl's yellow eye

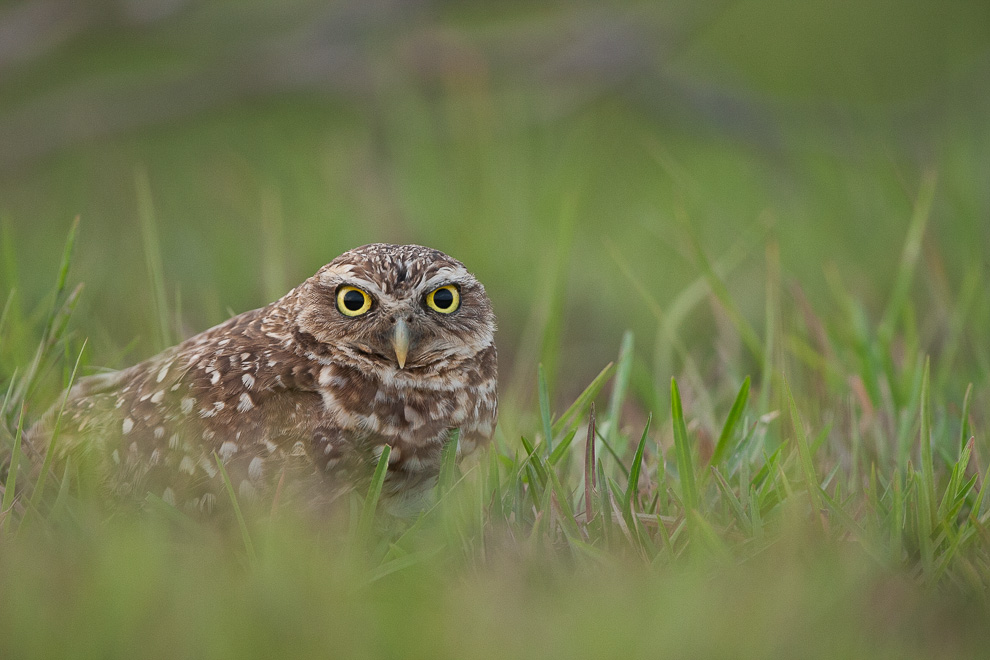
336;286;372;316
426;285;460;314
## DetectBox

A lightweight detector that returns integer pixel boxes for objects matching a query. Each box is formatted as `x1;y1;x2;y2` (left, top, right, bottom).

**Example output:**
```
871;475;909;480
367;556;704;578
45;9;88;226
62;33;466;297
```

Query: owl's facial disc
301;244;495;372
324;279;466;369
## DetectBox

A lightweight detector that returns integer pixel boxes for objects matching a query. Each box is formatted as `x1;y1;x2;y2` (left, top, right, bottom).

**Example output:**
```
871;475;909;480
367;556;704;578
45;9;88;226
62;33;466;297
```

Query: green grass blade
709;466;749;533
939;440;970;521
916;475;935;578
919;357;936;523
748;484;765;543
0;367;17;423
48;459;74;522
551;362;615;436
819;489;877;560
11;220;81;406
759;242;780;413
214;452;257;564
28;338;87;512
367;548;443;584
0;288;15;349
878;171;937;344
1;403;25;531
750;445;783;493
538;363;553;454
53;217;79;303
971;458;990;518
890;471;904;562
784;376;824;516
622;414;652;516
671;378;698;513
605;331;634;442
547;428;577;466
34;215;80;349
518;435;548;489
596;459;612;543
584;404;596;523
597;432;630;478
437;429;460;496
487;447;504;519
710;376;751;466
959;382;973;453
545;466;582;541
356;444;392;543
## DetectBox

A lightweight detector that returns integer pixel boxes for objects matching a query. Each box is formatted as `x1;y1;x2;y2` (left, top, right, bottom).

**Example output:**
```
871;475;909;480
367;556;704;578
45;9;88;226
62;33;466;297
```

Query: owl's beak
392;319;411;369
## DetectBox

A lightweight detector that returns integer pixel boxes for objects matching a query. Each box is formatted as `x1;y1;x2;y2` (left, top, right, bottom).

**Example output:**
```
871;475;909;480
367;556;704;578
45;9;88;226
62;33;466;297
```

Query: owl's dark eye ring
337;286;373;316
426;285;459;314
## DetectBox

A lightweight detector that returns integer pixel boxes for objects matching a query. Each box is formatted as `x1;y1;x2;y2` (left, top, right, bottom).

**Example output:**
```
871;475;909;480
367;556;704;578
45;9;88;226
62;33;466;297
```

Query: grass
2;4;990;656
3;203;990;658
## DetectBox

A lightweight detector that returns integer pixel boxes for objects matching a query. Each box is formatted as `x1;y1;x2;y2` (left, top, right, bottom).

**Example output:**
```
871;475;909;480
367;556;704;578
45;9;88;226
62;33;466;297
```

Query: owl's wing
20;305;323;511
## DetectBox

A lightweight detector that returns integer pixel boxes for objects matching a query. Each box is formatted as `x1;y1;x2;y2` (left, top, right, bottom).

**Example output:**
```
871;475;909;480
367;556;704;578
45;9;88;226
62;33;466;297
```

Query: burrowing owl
25;244;497;514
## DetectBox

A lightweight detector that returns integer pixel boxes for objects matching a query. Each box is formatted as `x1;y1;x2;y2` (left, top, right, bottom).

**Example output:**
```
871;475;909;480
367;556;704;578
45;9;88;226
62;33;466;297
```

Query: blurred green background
1;0;989;407
4;4;990;658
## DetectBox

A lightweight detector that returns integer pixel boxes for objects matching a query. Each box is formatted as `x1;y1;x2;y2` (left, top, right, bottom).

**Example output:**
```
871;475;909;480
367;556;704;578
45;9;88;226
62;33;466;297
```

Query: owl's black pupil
342;290;366;311
433;288;454;309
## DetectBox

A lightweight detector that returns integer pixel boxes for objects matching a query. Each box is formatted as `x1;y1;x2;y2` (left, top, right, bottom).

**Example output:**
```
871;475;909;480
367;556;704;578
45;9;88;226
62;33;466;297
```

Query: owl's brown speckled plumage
25;244;497;514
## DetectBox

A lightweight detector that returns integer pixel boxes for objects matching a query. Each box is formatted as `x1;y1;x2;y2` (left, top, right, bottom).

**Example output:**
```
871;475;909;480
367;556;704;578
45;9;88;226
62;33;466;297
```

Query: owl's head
294;244;496;374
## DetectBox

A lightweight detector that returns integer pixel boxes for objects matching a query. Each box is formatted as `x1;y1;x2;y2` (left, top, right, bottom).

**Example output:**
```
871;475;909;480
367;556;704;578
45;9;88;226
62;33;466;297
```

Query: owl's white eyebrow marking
422;267;469;291
322;263;357;277
338;278;387;299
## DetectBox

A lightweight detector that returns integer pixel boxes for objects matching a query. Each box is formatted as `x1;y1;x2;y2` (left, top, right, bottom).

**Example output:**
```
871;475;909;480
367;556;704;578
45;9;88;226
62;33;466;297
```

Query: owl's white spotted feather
25;244;498;514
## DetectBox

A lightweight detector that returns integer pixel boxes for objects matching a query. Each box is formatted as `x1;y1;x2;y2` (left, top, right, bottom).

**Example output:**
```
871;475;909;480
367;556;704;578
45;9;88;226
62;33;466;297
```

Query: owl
24;244;497;515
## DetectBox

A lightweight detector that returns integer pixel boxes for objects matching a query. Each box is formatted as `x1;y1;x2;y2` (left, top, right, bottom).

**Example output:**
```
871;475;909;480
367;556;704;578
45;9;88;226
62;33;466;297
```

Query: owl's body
25;244;497;514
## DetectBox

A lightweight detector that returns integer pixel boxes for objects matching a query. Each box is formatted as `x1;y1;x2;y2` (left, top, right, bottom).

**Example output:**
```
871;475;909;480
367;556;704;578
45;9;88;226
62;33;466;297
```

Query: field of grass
3;2;990;658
